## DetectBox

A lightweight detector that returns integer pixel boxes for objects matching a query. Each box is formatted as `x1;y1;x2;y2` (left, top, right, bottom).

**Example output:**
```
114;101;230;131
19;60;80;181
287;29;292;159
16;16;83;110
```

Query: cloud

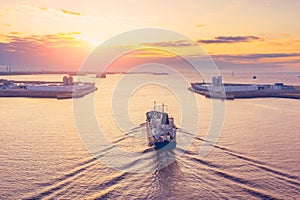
127;49;178;58
39;7;48;11
58;9;82;16
10;32;22;35
129;51;168;57
58;32;82;36
140;40;196;47
279;33;290;36
0;33;91;50
70;32;81;35
199;53;300;72
213;53;300;60
0;33;92;70
198;36;261;44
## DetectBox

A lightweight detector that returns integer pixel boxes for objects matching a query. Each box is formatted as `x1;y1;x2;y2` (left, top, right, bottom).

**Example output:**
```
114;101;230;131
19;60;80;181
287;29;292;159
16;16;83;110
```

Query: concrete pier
191;76;300;100
0;78;97;99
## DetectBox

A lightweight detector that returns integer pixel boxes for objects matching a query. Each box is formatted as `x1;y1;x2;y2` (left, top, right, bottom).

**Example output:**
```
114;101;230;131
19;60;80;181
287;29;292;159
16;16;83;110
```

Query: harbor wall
191;83;300;100
0;84;97;99
26;84;93;92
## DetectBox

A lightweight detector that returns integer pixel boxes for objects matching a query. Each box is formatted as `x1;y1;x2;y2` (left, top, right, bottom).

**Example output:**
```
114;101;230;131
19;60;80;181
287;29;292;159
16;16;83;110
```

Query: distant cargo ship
153;72;168;75
96;73;106;78
191;76;300;100
0;76;97;99
146;102;177;150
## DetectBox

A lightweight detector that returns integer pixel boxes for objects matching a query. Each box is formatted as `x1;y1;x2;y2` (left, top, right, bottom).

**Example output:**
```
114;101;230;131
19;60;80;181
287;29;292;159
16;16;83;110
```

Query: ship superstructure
146;102;177;150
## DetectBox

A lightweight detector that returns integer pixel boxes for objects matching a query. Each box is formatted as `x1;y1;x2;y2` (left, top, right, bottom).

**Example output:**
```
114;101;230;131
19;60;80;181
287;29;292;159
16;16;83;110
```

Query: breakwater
191;82;300;100
0;79;97;99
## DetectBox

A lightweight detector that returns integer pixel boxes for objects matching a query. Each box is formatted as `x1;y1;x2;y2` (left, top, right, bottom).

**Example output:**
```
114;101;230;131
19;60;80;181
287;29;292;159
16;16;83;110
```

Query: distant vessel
253;75;257;79
145;102;177;150
153;72;168;75
96;73;106;78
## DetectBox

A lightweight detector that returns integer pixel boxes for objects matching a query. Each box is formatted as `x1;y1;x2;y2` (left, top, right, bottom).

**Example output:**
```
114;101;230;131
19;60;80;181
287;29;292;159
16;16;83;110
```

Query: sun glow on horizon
0;0;299;71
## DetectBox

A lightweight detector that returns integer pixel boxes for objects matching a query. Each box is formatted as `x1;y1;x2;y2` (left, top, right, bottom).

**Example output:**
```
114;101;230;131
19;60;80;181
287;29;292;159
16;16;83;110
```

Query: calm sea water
0;72;300;199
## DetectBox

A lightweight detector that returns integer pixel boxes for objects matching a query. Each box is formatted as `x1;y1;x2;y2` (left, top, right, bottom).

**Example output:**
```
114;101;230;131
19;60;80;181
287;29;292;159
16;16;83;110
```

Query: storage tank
63;76;68;85
212;77;217;86
68;76;74;85
217;76;223;86
212;76;222;86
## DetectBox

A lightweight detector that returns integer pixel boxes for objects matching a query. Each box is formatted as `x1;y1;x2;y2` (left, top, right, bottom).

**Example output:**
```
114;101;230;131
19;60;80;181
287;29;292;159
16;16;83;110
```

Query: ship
145;102;177;150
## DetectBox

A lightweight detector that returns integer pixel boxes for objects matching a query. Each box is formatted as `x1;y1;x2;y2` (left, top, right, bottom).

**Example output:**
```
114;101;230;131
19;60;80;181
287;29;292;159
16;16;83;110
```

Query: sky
0;0;300;72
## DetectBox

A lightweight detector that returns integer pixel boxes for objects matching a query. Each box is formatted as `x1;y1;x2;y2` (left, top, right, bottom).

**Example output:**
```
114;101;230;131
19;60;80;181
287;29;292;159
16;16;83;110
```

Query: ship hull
145;105;177;151
154;139;176;150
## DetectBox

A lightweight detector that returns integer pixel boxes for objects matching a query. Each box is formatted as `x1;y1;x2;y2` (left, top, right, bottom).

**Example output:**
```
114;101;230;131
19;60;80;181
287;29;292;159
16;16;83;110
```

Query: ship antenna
162;103;164;112
154;101;156;111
